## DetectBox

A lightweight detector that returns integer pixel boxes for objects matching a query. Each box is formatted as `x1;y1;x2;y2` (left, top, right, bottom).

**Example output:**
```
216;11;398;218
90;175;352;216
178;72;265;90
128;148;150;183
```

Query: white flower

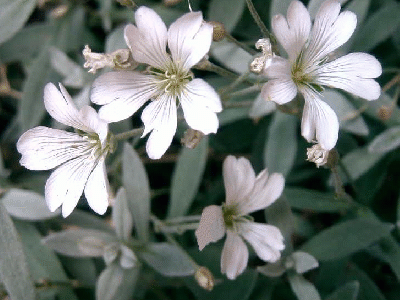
195;156;285;280
91;7;222;159
260;0;382;150
17;83;114;217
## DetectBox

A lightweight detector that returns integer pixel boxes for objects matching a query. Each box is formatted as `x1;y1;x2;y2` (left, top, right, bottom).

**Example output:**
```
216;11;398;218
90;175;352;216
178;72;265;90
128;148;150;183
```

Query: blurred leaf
249;94;276;119
122;143;150;242
368;236;400;282
105;25;126;52
61;257;97;287
96;262;140;300
63;209;114;234
50;47;87;88
292;251;319;274
219;107;250;125
42;229;116;257
270;0;292;18
211;40;253;74
258;262;286;277
288;271;321;300
140;242;195;277
352;1;400;52
346;265;386;300
113;188;134;241
209;0;246;32
368;126;400;154
2;188;60;220
307;0;348;19
15;221;78;300
168;137;208;218
325;281;359;300
301;219;392;261
265;195;295;243
0;0;37;45
99;0;113;32
0;203;36;300
264;111;298;176
0;24;52;63
285;188;351;212
323;90;368;136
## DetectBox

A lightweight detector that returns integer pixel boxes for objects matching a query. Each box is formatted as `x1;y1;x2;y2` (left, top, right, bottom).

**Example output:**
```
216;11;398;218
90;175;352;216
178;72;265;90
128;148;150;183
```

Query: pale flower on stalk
257;0;382;150
195;156;285;280
17;83;114;217
91;7;222;159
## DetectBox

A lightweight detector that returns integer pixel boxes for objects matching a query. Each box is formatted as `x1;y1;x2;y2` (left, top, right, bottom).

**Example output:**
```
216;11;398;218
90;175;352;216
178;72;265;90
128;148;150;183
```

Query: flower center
77;130;115;160
151;64;193;97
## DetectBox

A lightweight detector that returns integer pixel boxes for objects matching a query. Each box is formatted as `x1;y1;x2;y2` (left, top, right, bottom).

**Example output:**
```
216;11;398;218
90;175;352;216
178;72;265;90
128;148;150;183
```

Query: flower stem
224;33;257;55
114;127;144;141
195;61;238;79
245;0;270;38
227;84;261;98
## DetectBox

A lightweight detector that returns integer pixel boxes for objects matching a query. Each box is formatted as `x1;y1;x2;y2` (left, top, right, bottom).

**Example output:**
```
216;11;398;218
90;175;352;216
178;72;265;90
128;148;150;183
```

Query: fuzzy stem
114;127;144;141
225;33;257;55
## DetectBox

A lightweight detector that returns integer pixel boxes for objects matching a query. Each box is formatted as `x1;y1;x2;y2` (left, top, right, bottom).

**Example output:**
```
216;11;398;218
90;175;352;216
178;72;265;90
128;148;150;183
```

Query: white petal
168;12;213;70
84;159;110;215
306;0;356;62
240;222;285;263
221;231;249;280
141;94;177;159
124;7;170;69
241;172;285;215
316;53;382;100
261;78;297;105
45;156;96;217
223;156;256;207
180;79;221;135
44;83;92;132
17;126;89;170
272;0;311;59
79;106;109;145
301;92;339;150
195;205;225;250
263;56;291;78
91;72;158;123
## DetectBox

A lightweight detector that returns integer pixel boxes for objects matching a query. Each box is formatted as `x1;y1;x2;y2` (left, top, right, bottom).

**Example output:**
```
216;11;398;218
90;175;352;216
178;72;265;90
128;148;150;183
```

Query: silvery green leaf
64;209;115;234
219;107;250;125
307;0;348;19
209;0;246;32
288;271;321;300
122;143;150;242
270;0;292;18
0;203;36;300
105;25;127;52
291;251;319;274
96;262;140;300
0;0;37;45
50;47;87;88
265;195;295;244
301;219;393;261
249;94;276;119
0;149;10;177
368;236;400;282
257;262;286;277
323;90;368;136
103;243;119;266
2;188;60;220
119;245;138;269
325;281;359;300
140;242;195;277
352;1;400;52
72;85;91;109
61;257;97;287
42;229;117;257
285;188;351;212
99;0;113;32
346;265;386;300
211;40;253;74
167;137;208;218
264;111;297;176
112;188;134;241
368;126;400;154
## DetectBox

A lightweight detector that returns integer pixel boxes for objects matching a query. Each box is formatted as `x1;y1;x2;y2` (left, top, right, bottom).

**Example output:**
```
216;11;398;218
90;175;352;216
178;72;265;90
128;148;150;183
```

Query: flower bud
181;129;204;149
209;21;226;42
194;266;214;291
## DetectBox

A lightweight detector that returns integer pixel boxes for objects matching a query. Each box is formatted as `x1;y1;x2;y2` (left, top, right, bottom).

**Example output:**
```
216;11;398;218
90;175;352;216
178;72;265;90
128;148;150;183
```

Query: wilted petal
261;78;297;105
316;53;382;100
17;126;89;170
168;11;213;70
195;205;225;250
272;0;311;59
124;7;170;69
141;94;177;159
240;222;284;263
221;231;249;280
301;92;339;150
91;72;158;122
84;159;110;215
45;156;96;217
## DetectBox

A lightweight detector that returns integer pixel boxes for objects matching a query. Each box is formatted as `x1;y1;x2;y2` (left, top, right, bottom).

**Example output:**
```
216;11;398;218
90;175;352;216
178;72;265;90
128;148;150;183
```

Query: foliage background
1;0;400;299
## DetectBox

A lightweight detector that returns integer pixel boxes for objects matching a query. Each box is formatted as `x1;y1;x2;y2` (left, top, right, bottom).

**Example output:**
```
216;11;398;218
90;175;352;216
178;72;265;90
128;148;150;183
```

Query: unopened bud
378;105;393;121
163;0;184;6
116;0;136;8
181;129;204;149
209;21;226;42
195;267;214;291
50;4;69;18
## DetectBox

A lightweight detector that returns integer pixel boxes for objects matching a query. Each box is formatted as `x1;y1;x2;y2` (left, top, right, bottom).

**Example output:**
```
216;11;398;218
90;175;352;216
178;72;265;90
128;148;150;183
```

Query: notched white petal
195;205;225;250
221;231;249;280
84;160;110;215
261;78;297;105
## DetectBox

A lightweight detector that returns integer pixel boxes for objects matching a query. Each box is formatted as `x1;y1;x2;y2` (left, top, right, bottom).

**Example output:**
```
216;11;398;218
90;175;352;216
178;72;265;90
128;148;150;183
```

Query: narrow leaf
168;137;208;218
211;40;253;74
292;251;319;274
301;219;392;261
112;188;134;241
122;143;151;242
325;281;359;300
0;202;36;300
288;272;321;300
208;0;246;32
368;126;400;154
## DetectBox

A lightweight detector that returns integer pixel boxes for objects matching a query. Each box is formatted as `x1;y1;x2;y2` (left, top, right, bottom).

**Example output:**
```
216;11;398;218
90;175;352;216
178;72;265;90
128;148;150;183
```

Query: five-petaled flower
91;7;222;159
259;0;382;150
195;156;285;280
17;83;114;217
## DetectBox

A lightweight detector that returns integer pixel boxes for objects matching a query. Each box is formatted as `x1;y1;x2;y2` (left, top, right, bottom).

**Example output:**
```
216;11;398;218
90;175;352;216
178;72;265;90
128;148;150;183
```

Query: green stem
165;215;202;224
245;0;270;38
114;127;144;141
195;61;238;79
225;33;257;55
228;84;261;98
